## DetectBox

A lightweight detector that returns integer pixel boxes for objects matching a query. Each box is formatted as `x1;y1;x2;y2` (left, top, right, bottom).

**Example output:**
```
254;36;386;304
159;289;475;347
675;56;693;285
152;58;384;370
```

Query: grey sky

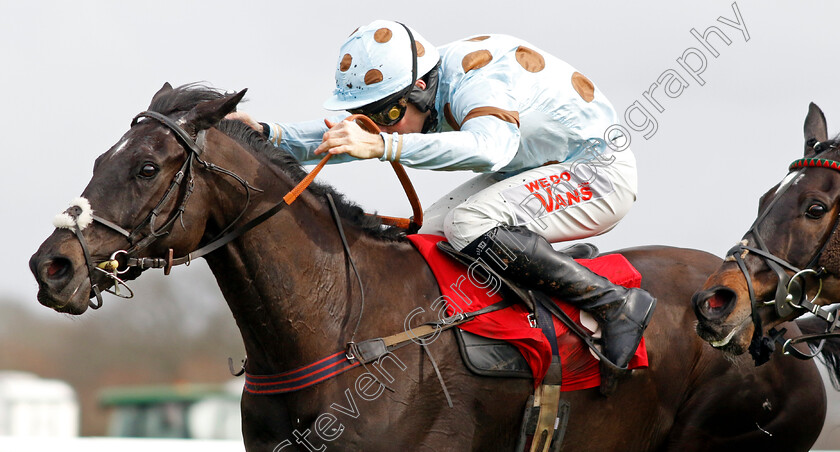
3;0;839;310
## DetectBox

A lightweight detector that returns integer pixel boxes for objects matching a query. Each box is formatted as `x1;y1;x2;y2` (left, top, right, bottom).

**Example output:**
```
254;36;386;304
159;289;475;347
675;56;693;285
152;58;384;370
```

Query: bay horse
694;103;840;376
30;84;829;451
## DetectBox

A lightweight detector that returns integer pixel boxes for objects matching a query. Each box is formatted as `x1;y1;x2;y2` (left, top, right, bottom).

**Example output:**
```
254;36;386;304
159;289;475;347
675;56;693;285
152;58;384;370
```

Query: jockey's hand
225;112;262;132
314;119;384;159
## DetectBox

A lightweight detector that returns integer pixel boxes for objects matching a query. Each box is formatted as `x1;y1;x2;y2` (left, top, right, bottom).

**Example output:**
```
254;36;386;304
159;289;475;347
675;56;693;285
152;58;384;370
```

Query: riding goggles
348;89;410;126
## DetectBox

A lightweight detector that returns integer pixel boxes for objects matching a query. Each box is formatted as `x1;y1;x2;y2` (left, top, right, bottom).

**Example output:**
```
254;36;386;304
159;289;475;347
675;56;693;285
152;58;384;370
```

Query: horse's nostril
693;287;738;321
708;292;730;310
45;257;71;280
705;288;737;315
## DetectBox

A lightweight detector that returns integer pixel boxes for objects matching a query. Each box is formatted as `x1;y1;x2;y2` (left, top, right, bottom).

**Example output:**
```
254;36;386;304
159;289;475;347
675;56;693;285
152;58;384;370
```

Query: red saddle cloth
407;234;648;390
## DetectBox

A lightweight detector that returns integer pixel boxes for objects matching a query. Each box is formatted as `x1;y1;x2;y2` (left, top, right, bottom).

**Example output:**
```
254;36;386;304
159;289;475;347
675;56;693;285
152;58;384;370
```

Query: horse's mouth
36;276;91;315
709;318;749;347
697;316;753;354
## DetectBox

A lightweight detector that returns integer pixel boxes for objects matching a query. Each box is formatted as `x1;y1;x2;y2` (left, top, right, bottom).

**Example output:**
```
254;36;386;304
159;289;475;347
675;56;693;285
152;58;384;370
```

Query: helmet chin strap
393;21;440;133
408;60;440;112
411;60;441;133
421;110;439;134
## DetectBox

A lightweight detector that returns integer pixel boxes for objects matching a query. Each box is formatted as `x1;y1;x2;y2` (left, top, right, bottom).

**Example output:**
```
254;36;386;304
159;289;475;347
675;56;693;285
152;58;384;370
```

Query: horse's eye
138;162;158;178
806;203;827;219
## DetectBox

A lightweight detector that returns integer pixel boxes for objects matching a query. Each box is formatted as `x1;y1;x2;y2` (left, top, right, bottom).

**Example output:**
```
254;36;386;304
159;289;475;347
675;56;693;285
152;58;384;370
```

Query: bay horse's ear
148;82;174;110
804;102;828;156
182;89;248;136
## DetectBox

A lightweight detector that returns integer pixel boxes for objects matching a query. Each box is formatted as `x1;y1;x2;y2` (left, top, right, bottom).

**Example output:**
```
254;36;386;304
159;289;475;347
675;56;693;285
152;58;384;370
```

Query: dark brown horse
694;104;840;377
30;84;828;451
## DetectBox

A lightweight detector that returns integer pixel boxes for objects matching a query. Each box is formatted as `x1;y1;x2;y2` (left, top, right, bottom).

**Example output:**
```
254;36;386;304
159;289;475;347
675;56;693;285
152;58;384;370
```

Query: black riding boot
461;225;656;369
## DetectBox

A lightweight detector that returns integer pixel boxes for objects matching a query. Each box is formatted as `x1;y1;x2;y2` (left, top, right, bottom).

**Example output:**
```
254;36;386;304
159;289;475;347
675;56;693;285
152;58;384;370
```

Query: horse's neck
198;133;403;374
205;215;362;374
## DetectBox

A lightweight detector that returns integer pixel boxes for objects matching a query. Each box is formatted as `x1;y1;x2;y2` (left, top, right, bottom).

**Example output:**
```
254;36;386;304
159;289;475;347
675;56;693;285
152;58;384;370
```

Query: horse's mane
149;83;405;242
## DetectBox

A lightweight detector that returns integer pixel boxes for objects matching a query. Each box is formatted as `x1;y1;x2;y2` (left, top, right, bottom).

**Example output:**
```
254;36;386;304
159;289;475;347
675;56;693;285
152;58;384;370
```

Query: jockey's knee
443;203;507;251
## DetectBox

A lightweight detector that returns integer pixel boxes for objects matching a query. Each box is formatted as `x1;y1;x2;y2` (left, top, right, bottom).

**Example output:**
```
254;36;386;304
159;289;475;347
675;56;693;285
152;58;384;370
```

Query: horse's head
30;83;247;314
693;103;840;358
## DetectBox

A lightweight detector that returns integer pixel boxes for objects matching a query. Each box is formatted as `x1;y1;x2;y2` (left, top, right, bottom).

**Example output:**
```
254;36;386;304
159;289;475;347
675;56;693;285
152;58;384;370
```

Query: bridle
726;141;840;365
63;110;262;309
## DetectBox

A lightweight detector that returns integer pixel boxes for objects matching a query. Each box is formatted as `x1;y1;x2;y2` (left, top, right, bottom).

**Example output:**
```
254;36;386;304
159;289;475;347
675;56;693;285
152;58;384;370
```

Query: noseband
727;147;840;364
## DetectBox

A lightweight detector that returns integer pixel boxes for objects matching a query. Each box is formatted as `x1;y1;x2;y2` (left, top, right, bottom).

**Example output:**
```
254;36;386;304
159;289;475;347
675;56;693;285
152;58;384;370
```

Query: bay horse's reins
726;143;840;364
71;110;422;310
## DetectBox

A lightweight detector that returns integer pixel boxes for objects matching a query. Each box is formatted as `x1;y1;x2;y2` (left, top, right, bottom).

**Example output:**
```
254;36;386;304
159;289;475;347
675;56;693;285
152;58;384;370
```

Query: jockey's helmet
323;20;440;118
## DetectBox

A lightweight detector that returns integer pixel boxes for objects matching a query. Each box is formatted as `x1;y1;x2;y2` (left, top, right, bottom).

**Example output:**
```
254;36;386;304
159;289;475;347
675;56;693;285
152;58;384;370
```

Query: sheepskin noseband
53;197;94;231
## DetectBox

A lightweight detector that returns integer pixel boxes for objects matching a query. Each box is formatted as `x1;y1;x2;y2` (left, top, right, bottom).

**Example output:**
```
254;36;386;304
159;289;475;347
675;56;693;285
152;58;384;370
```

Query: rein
727;150;840;364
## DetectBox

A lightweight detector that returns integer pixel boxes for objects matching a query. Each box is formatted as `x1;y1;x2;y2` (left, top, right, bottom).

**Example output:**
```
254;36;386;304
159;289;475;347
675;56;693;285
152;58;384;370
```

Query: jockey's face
378;101;431;134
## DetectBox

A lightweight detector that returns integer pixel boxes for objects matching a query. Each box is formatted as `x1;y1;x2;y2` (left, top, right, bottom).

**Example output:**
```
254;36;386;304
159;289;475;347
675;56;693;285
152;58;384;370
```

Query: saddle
407;234;648;452
450;242;600;380
446;244;596;452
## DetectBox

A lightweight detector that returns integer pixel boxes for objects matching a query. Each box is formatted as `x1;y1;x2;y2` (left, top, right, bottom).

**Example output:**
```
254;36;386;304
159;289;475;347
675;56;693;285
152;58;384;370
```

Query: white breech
418;150;639;251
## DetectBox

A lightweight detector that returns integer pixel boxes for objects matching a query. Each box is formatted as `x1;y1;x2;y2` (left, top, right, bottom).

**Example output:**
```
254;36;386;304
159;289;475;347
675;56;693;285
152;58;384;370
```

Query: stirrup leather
515;384;570;452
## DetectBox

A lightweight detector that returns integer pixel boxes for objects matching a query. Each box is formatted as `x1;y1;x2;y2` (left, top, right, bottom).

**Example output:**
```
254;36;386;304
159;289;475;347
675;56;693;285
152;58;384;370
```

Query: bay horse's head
693;103;840;361
29;83;248;314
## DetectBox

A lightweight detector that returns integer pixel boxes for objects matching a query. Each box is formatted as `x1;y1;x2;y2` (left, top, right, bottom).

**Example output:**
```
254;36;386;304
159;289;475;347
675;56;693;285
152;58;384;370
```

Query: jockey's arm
225;111;358;165
233;111;521;173
263;115;360;165
377;116;520;172
227;75;522;172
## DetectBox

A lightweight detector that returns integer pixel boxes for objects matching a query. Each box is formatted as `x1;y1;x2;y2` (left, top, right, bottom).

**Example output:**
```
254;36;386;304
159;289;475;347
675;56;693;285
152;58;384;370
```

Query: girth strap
244;351;361;395
244;299;513;395
349;299;514;363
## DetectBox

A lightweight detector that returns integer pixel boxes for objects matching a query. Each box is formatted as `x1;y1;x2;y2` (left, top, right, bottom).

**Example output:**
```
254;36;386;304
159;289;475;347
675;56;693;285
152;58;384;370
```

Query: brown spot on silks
462;50;493;73
571;72;595;102
415;41;425;57
444;103;460;131
515;46;545;73
374;28;393;43
365;69;383;85
467;36;490;42
340;54;352;72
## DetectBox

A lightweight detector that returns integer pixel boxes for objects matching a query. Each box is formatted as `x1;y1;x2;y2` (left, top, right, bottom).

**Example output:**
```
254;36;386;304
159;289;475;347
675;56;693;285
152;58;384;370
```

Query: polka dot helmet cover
323;20;440;111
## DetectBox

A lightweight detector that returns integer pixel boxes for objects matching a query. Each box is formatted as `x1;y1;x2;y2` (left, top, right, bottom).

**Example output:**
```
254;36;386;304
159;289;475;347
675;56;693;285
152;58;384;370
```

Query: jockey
230;20;656;370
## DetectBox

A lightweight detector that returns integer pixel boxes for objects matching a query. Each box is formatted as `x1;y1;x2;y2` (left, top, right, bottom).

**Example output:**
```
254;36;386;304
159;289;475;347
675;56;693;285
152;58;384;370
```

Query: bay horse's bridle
726;141;840;364
62;110;262;309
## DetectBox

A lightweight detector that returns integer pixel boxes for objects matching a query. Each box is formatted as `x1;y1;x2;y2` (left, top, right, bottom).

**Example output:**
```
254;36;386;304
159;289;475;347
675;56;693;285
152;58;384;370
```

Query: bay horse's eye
805;203;827;219
138;162;158;178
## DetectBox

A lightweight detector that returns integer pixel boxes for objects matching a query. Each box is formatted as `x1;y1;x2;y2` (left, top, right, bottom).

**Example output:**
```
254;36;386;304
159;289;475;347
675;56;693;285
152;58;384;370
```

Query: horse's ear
804;102;828;156
148;82;174;109
182;89;248;136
